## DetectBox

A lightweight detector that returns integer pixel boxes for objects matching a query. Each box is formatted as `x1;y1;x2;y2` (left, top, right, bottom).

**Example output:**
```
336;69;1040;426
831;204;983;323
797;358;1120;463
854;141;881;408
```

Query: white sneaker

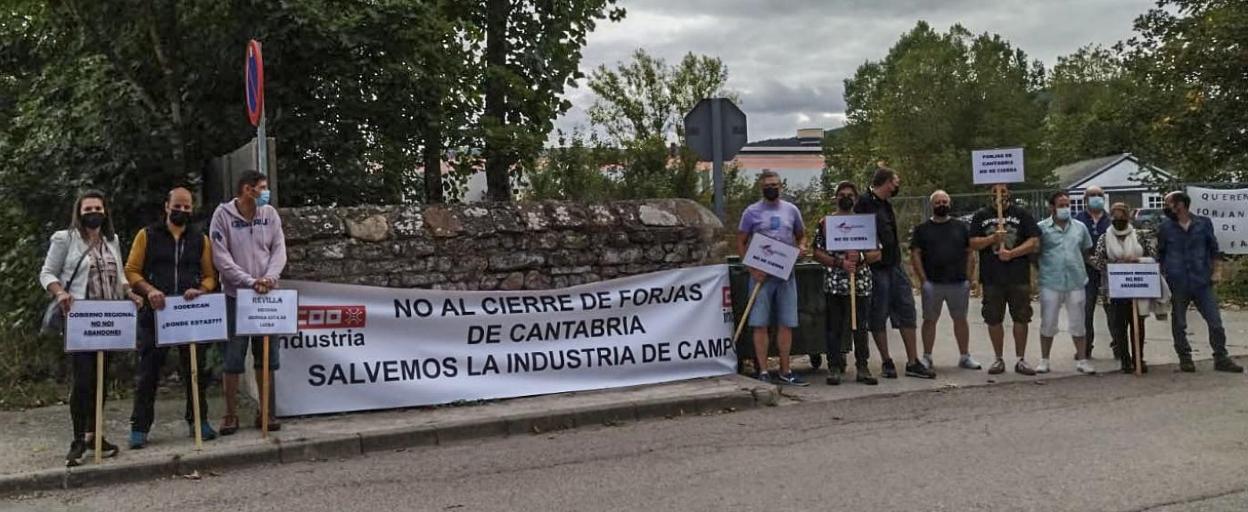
1036;359;1051;374
921;354;933;369
959;354;982;370
1076;359;1097;375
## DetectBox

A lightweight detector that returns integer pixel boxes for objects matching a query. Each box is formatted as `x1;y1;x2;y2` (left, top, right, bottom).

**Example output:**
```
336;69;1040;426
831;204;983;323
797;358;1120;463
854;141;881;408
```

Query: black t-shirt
969;204;1040;286
854;190;899;269
910;219;970;283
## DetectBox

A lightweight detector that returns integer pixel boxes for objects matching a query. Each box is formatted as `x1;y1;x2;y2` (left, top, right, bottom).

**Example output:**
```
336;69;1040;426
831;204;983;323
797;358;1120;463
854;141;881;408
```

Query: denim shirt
1157;216;1220;291
1074;210;1109;271
1037;217;1093;292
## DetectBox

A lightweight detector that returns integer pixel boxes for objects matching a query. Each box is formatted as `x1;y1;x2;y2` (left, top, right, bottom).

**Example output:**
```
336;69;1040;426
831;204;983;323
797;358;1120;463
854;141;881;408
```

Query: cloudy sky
554;0;1157;142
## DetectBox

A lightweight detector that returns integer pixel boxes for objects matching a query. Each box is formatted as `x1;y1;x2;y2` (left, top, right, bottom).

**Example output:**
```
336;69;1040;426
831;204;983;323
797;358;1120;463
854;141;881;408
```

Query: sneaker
988;359;1006;375
1214;357;1244;373
959;355;982;370
755;371;772;383
99;438;119;458
1179;357;1196;373
905;361;936;379
188;421;219;441
1036;359;1051;374
66;440;87;467
129;430;148;450
1015;360;1037;376
855;366;879;386
1075;359;1097;375
777;373;810;387
920;354;933;370
826;367;843;386
881;359;898;379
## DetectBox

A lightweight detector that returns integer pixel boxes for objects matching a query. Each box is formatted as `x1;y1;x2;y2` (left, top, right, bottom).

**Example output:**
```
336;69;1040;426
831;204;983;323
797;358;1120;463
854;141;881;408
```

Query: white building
1052;153;1174;213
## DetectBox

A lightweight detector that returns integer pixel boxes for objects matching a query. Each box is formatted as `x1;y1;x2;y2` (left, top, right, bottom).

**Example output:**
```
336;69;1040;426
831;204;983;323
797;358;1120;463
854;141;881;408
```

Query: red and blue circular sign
245;39;264;127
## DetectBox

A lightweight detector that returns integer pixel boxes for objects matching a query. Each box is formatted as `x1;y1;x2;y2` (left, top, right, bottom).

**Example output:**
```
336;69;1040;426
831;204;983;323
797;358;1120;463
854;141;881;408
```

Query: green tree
1042;46;1141;166
587;49;734;144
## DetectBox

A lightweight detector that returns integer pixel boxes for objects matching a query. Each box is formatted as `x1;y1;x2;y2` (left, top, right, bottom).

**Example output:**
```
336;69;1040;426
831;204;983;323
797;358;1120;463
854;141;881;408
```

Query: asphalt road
6;367;1247;512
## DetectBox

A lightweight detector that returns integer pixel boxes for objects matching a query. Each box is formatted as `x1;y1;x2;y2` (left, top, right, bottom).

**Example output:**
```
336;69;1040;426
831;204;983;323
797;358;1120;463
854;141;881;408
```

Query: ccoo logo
299;305;366;329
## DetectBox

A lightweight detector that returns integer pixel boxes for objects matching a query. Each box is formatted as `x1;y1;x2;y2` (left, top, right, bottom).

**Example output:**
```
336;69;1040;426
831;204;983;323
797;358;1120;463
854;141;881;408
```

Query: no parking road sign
245;39;265;127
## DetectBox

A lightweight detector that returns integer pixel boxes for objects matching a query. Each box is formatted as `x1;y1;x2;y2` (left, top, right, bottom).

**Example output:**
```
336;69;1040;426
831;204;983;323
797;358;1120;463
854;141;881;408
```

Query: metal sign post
685;98;747;221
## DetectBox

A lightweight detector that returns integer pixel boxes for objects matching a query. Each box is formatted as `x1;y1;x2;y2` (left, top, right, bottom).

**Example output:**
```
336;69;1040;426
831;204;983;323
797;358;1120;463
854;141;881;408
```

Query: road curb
0;380;769;496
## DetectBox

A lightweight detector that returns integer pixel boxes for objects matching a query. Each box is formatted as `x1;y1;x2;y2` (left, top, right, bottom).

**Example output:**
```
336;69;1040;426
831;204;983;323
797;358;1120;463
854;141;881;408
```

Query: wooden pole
94;351;104;464
190;344;203;450
732;281;764;344
849;267;858;331
1132;300;1143;377
261;336;271;438
995;187;1005;250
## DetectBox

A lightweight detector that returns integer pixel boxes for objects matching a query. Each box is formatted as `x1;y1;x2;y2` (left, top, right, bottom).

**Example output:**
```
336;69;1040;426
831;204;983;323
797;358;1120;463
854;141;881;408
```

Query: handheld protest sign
972;148;1025;185
156;294;229;346
64;300;138;353
1107;263;1161;377
742;233;800;280
234;288;297;437
823;214;877;252
156;293;227;449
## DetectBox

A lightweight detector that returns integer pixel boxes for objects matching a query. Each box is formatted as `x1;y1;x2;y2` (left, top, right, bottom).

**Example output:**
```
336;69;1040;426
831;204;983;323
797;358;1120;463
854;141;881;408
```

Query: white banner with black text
275;265;736;416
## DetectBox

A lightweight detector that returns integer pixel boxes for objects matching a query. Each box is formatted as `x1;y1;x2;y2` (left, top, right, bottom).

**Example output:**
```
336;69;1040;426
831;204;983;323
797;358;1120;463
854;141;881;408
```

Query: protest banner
1107;263;1162;376
824;214;878;329
235;288;298;436
156;293;228;449
64;300;137;462
274;265;735;416
1187;186;1248;254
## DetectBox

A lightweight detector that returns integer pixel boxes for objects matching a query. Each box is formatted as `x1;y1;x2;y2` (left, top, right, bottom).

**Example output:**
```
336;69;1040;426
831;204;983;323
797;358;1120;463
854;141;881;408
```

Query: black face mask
1112;219;1129;230
837;196;855;211
1163;207;1178;221
933;205;950;218
892;184;901;197
762;187;780;201
169;210;191;227
81;212;106;229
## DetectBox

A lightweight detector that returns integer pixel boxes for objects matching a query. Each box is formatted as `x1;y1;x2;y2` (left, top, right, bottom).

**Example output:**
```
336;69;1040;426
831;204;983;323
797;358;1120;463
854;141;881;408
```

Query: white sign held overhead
156;294;229;346
823;214;878;252
1187;186;1248;254
65;301;138;352
275;266;735;416
972;147;1025;185
235;289;299;335
743;233;800;280
1106;263;1162;299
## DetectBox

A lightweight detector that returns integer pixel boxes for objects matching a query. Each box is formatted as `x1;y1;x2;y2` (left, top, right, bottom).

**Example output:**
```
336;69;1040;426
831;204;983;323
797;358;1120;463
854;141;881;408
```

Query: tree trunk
424;119;445;204
483;0;512;202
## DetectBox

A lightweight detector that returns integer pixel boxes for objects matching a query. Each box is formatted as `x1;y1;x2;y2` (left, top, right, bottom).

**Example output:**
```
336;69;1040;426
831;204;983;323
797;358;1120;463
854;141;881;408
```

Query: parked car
1134;208;1163;229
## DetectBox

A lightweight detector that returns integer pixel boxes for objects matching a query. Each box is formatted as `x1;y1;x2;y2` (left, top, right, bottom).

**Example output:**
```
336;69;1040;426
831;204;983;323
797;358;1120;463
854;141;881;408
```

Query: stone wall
280;199;729;290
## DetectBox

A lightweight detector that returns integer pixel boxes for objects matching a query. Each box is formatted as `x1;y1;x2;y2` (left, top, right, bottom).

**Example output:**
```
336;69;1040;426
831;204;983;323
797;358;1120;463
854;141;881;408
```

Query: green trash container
728;259;829;374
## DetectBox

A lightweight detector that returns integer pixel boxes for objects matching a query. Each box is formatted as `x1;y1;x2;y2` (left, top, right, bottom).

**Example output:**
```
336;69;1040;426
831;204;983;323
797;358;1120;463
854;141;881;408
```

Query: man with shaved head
125;186;220;448
910;190;979;371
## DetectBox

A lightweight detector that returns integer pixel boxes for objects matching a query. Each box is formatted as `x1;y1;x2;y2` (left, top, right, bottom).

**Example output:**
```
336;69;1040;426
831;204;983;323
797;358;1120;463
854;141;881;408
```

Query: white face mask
1055;207;1071;221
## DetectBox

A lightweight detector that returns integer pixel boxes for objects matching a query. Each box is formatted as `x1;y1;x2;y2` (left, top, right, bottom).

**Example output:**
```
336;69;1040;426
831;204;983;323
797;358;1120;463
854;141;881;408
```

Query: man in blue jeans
856;167;935;379
737;170;808;386
1157;191;1243;373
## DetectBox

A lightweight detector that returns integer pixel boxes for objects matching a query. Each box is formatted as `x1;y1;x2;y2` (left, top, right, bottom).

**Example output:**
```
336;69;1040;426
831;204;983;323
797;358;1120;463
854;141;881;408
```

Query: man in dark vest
125;186;219;448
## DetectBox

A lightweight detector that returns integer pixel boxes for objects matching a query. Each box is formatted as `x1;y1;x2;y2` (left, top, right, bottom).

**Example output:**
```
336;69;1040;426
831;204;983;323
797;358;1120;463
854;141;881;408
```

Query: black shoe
1140;360;1149;374
826;367;843;386
1214;357;1244;373
881;359;898;379
66;440;87;467
1120;359;1135;374
905;361;936;379
98;438;119;458
856;366;879;386
1179;356;1196;373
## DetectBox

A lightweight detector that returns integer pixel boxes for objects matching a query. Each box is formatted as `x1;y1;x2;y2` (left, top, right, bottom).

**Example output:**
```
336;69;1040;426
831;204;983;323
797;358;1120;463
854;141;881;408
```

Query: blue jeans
747;275;799;328
1169;284;1228;359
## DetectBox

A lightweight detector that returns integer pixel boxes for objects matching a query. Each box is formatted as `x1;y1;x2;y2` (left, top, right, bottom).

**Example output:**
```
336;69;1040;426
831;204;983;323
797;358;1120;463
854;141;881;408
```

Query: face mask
1163;207;1177;221
762;187;779;201
837;196;855;211
1112;219;1129;230
892;184;901;197
81;212;106;229
1088;196;1106;210
933;205;950;218
1055;208;1072;221
257;189;272;207
169;210;191;227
